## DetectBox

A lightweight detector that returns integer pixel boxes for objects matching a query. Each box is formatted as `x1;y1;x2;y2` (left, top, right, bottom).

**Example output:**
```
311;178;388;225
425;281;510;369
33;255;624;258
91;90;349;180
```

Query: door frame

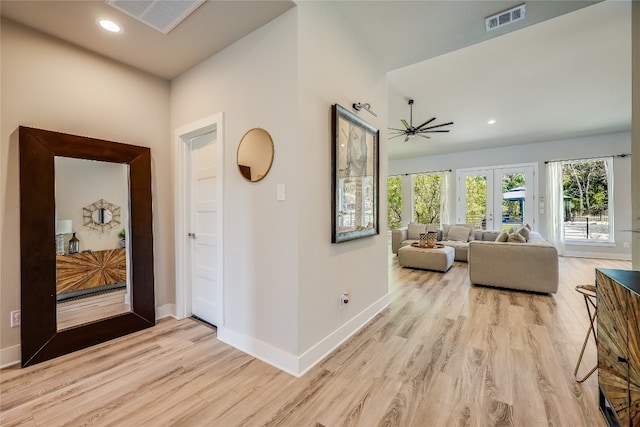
456;162;538;230
174;113;224;324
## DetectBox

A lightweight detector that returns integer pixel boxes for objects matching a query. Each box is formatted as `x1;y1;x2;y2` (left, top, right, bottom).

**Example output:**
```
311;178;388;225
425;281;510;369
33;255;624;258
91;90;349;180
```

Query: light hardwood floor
57;289;130;331
1;255;632;426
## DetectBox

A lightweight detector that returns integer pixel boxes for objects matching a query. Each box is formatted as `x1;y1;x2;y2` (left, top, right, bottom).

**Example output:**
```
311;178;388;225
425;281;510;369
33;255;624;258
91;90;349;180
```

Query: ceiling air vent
485;4;526;32
106;0;205;35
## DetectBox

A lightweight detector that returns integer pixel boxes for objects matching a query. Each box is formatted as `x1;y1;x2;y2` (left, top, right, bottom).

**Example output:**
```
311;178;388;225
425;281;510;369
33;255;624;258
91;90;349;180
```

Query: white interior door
457;164;536;231
188;132;219;325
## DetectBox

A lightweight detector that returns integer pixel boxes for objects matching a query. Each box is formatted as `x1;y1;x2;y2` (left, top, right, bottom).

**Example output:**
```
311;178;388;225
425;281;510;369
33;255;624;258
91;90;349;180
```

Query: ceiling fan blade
420;121;454;130
389;134;405;140
404;135;409;142
417;134;431;139
388;127;408;132
415;117;436;130
401;119;410;129
418;129;450;133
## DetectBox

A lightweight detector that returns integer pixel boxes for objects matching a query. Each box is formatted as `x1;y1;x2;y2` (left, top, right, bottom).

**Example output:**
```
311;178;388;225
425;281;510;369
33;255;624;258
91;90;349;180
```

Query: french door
457;164;536;231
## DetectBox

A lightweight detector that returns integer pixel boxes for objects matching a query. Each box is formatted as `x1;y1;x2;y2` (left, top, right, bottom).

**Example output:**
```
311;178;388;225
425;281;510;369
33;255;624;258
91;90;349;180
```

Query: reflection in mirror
92;208;113;225
83;198;121;232
54;157;130;331
237;128;274;182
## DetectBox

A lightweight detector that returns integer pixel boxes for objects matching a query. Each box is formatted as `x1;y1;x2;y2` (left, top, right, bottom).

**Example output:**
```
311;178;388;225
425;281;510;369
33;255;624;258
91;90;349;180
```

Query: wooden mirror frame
19;126;155;367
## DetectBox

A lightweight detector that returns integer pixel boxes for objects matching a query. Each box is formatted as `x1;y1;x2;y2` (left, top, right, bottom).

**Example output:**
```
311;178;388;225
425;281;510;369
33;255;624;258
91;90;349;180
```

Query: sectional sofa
391;223;559;293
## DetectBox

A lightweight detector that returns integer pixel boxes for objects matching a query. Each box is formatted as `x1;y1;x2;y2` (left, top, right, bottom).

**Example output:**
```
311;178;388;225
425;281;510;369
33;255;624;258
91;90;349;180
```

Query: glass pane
562;160;610;240
501;172;525;230
413;173;442;225
387;176;402;230
465;175;486;229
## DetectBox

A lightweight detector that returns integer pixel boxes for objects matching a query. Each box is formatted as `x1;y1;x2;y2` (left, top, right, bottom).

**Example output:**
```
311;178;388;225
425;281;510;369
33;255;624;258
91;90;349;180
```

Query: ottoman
397;244;454;272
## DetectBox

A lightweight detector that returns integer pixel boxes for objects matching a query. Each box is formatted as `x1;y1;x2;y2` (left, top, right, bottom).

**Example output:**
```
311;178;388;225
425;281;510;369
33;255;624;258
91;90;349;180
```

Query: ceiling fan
389;99;453;142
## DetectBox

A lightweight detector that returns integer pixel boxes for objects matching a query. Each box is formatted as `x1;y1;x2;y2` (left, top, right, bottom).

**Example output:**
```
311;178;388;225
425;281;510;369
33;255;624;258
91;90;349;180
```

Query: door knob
187;233;196;239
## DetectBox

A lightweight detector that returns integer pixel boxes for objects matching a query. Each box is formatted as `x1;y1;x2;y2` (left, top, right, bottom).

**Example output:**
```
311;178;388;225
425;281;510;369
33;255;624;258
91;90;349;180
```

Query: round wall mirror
237;128;274;182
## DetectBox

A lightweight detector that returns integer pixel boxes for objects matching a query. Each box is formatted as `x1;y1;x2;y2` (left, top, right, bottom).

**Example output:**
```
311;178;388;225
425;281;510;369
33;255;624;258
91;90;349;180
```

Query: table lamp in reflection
56;220;72;255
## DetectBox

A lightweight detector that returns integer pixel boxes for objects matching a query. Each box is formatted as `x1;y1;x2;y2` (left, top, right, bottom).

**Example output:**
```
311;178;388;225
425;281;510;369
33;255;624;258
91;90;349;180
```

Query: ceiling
382;0;632;160
1;1;631;160
0;0;296;80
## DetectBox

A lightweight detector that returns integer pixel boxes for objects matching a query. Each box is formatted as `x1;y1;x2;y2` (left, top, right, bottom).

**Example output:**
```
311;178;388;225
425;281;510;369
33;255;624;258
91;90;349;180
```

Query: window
413;173;442;225
387;175;402;230
561;157;613;242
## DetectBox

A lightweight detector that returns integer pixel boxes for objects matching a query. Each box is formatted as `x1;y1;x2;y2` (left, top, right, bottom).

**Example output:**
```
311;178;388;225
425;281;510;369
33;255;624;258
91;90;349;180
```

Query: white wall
171;4;389;374
389;132;632;259
0;19;171;364
296;2;389;357
171;10;300;357
55;157;128;252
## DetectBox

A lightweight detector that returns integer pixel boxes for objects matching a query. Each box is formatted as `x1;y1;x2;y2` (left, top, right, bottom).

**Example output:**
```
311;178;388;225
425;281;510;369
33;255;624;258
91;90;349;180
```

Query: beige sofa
468;230;559;293
391;223;497;262
392;223;559;293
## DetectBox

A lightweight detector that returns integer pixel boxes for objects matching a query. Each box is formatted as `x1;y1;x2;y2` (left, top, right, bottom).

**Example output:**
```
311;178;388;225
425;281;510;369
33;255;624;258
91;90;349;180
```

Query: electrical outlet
10;310;20;327
340;292;350;309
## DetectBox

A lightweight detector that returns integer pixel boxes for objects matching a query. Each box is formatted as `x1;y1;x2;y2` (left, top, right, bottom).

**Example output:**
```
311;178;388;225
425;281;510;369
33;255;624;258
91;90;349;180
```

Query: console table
596;268;640;427
56;248;126;295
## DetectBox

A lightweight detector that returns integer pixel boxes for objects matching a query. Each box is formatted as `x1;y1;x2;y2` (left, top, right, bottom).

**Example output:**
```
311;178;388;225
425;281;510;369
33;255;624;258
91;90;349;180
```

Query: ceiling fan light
487;119;496;125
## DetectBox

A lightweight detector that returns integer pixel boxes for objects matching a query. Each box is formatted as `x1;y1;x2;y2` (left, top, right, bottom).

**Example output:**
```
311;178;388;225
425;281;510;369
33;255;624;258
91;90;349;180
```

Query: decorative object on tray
419;233;427;247
331;104;379;243
427;231;438;248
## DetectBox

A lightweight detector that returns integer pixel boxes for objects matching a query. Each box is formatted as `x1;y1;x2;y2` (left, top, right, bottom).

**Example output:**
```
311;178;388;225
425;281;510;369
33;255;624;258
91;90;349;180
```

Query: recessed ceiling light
97;19;121;33
487;119;496;125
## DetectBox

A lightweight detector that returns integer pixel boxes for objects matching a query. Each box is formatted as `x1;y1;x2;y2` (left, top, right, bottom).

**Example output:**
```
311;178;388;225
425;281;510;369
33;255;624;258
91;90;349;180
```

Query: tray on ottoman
398;244;454;272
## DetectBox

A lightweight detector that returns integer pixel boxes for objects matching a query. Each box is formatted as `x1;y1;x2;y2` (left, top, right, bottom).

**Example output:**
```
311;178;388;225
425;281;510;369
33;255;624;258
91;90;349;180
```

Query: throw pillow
447;225;471;242
407;223;426;240
516;226;531;242
426;223;439;232
442;224;451;241
463;223;476;241
507;233;526;243
495;231;509;242
443;223;475;241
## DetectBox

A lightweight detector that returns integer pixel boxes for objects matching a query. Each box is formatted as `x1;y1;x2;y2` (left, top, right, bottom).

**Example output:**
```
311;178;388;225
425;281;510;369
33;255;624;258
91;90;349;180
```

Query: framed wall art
331;104;379;243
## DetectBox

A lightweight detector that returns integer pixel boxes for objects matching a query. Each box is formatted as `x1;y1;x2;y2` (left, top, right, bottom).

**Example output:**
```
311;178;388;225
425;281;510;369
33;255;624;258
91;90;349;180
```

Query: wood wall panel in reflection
56;248;126;294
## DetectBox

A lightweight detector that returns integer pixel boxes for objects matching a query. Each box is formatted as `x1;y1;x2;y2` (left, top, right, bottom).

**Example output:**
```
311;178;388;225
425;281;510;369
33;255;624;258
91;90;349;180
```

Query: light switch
277;184;285;201
539;208;545;214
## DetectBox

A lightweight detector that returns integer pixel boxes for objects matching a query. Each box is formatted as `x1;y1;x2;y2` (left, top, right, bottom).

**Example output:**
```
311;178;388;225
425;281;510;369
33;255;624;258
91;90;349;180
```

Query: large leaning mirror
19;126;155;367
236;128;274;182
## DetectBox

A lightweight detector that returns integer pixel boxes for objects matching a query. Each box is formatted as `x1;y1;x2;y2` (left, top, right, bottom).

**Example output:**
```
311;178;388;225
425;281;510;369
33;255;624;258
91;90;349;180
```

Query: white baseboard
0;345;21;369
563;251;632;261
156;303;177;320
297;293;390;377
217;326;301;376
218;293;391;377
